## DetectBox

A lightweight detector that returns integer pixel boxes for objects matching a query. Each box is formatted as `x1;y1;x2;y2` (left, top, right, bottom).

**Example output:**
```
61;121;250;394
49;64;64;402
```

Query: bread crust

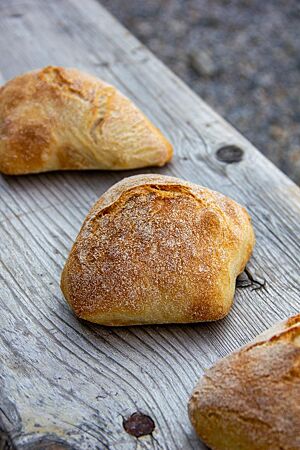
0;66;172;174
61;174;255;326
188;314;300;450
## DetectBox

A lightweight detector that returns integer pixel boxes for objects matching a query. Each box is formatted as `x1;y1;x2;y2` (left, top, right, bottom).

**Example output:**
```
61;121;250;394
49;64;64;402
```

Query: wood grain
0;0;299;449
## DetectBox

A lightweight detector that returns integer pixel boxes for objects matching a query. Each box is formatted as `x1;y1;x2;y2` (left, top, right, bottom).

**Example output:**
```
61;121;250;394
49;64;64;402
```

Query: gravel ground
101;0;300;184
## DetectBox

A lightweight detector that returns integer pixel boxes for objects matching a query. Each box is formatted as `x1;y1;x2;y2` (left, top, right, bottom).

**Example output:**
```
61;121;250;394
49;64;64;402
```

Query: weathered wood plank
0;0;299;449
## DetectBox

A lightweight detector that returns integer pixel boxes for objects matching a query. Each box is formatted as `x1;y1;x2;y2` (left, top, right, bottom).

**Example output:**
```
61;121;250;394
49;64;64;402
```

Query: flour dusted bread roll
61;174;254;326
0;66;172;174
188;314;300;450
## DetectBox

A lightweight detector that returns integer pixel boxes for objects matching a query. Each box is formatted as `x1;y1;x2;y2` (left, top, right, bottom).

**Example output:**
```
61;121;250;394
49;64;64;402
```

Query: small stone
257;73;274;88
290;148;300;164
189;51;219;78
136;21;152;36
269;125;287;140
197;16;220;28
169;19;187;35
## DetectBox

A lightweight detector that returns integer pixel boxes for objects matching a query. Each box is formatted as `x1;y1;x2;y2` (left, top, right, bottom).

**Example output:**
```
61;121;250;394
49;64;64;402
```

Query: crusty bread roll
0;66;172;175
61;174;255;326
188;314;300;450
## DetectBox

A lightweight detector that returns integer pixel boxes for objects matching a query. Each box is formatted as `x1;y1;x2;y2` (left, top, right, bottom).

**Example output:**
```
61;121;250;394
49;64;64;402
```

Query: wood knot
123;412;155;438
216;145;243;163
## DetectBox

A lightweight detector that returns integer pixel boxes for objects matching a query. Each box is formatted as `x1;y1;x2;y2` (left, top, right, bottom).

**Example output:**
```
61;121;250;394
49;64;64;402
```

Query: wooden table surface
0;1;299;449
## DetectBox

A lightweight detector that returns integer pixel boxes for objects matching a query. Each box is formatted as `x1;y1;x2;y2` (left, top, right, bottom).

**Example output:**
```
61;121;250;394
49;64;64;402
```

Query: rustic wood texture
0;0;299;449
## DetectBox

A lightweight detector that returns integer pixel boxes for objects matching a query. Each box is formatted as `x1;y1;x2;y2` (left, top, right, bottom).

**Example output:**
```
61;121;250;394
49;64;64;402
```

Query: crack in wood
0;431;16;450
16;435;76;450
21;442;73;450
236;266;266;291
0;396;22;448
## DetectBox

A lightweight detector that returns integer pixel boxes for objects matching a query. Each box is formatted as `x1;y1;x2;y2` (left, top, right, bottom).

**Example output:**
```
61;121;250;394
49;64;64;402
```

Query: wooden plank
0;0;299;449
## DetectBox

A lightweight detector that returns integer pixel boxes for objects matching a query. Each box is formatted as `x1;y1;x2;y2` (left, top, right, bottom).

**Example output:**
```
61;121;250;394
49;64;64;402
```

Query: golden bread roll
61;174;255;326
188;313;300;450
0;66;172;174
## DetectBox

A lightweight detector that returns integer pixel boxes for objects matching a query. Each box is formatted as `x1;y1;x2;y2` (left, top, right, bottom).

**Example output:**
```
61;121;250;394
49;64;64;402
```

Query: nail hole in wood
123;412;155;438
216;145;243;163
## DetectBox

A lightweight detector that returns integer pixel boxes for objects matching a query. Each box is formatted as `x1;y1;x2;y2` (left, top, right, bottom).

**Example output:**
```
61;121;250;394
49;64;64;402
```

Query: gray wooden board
0;0;299;449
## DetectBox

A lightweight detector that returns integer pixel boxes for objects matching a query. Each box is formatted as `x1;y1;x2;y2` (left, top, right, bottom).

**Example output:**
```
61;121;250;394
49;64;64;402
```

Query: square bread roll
61;174;255;325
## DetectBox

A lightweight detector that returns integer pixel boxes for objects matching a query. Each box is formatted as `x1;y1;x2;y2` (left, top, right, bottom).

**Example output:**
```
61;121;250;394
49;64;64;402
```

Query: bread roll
61;174;254;326
188;314;300;450
0;66;172;175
